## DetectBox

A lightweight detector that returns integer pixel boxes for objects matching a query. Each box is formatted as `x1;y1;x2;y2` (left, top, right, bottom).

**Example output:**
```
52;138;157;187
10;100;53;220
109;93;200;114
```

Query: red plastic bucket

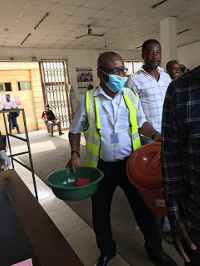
126;142;166;216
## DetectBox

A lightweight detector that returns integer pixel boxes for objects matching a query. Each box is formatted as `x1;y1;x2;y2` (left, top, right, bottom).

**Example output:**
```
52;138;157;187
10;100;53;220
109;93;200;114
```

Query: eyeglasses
98;67;128;75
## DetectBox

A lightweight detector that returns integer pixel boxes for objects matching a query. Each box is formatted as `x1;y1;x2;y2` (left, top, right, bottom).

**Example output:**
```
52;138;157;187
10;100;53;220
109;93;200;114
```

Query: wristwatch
71;151;80;157
151;132;158;140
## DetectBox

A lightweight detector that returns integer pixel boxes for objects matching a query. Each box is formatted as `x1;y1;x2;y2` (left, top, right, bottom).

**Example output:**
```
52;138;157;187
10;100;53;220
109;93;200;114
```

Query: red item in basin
76;178;90;186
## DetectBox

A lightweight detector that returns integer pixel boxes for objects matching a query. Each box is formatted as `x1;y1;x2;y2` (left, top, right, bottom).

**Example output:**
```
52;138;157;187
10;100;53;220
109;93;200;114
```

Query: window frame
124;60;143;76
18;81;31;90
0;82;12;91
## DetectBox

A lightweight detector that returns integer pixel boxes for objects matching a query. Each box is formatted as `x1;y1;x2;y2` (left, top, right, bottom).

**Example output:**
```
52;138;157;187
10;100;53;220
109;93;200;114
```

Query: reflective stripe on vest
84;89;101;168
122;88;141;151
84;87;141;168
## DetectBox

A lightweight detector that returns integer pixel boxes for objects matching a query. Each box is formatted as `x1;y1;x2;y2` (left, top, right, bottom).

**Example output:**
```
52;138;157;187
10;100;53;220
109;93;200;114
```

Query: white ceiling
1;0;200;51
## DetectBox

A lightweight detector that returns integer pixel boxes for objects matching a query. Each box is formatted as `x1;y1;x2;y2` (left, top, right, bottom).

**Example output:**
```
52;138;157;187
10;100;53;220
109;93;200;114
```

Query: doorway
40;60;72;130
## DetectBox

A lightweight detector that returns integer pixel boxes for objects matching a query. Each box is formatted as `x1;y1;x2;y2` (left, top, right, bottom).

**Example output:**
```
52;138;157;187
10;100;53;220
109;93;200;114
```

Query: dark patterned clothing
161;66;200;245
42;110;55;121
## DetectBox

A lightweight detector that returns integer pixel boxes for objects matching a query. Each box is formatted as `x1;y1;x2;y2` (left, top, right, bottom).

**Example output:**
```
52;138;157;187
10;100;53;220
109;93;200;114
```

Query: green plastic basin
47;167;104;201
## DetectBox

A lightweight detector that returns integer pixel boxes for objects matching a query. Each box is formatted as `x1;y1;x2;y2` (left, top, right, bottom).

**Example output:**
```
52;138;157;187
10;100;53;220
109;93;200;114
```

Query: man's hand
139;122;161;142
154;132;162;142
170;220;196;262
0;150;11;170
66;153;80;173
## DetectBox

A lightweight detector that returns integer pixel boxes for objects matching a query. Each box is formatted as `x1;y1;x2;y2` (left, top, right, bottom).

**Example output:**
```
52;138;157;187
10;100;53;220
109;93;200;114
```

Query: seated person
42;104;64;136
0;131;10;171
166;60;181;80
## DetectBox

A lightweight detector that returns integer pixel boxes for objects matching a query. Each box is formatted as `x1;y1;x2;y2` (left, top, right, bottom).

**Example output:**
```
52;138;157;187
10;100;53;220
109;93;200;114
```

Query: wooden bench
0;170;84;266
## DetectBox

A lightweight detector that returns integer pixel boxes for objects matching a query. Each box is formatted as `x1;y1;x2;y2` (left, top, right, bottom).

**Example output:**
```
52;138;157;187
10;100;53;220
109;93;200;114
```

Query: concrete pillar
160;17;177;69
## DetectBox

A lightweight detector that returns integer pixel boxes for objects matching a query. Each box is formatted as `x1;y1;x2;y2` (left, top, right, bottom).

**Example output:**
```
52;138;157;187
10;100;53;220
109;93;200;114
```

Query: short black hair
45;104;49;108
97;51;122;68
142;39;160;55
166;60;179;71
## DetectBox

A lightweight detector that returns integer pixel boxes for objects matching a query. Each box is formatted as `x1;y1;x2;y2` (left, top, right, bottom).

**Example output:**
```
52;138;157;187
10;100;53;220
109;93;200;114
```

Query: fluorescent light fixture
135;45;142;49
21;13;49;45
178;39;200;47
177;29;189;35
152;0;168;9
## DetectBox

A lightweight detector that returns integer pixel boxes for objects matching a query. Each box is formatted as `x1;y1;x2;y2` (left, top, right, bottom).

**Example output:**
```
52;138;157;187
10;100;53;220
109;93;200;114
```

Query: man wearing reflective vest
66;52;177;266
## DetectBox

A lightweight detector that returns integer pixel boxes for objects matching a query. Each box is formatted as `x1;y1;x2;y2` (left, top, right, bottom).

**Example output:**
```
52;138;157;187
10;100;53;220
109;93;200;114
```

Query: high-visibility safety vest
84;87;141;168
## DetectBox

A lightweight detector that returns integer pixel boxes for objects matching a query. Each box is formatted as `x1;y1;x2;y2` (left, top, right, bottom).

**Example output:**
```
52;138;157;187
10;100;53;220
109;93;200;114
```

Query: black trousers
91;158;162;258
8;114;20;133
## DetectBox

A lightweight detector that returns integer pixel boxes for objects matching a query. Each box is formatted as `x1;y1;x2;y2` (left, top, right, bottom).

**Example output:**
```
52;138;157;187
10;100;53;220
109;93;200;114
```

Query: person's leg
119;159;176;265
92;160;119;259
47;121;53;135
119;160;162;251
8;114;12;133
56;120;61;132
54;120;64;135
13;117;20;133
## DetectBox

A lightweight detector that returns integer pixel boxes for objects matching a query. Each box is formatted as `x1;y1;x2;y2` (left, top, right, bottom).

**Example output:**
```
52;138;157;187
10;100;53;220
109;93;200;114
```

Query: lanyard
100;94;122;133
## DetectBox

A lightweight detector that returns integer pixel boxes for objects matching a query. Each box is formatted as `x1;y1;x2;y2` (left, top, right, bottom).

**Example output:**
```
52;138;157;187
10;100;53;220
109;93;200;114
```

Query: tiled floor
9;129;184;266
13;130;128;266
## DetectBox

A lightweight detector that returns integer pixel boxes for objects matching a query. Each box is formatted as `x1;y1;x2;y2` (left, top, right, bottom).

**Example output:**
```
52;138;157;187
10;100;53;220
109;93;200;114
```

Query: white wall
0;47;140;110
0;43;198;103
1;43;199;115
177;41;200;71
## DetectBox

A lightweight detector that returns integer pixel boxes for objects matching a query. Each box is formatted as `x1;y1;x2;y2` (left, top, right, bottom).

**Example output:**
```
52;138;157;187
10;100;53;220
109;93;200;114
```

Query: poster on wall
14;96;21;106
76;67;94;91
0;94;21;110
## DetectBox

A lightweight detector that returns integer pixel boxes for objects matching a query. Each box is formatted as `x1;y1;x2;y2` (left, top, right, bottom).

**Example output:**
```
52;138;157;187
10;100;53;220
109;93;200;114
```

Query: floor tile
40;196;67;213
47;206;88;237
66;227;99;266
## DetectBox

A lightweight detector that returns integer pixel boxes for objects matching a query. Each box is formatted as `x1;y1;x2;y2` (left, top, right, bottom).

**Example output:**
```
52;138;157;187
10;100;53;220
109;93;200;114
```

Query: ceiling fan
76;25;104;39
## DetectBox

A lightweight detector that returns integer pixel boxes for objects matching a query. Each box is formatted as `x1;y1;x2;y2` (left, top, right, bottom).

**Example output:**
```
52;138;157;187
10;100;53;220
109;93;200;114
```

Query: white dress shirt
3;100;15;109
70;86;146;162
126;66;171;132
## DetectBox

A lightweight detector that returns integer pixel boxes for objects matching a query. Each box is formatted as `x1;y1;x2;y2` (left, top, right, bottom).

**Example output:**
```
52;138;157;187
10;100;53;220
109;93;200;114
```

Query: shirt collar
139;65;164;74
94;86;124;98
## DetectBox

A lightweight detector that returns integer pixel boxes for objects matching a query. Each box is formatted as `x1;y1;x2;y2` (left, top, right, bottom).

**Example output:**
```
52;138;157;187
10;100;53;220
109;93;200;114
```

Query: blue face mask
105;74;126;92
46;107;49;110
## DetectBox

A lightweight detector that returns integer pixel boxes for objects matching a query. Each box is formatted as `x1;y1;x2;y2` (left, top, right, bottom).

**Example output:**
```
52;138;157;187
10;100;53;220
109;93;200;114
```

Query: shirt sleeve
126;75;139;94
69;95;88;134
161;81;184;221
11;101;17;108
136;93;147;128
126;76;134;90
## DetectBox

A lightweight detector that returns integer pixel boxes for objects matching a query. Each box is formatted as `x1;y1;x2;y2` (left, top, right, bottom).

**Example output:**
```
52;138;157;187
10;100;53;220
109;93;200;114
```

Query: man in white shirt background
126;39;172;244
126;39;171;145
3;94;20;134
66;51;176;266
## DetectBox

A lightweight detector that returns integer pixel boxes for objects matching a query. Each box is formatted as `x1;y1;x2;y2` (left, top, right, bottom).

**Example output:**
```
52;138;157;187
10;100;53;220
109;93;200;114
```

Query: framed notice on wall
76;67;93;90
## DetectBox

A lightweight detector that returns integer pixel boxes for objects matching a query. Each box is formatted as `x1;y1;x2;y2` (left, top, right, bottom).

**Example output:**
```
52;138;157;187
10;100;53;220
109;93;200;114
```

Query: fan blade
91;34;104;37
75;34;88;39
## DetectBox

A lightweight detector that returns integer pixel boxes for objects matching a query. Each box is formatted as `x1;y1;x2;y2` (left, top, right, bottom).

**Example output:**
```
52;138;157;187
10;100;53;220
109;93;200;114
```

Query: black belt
98;158;128;166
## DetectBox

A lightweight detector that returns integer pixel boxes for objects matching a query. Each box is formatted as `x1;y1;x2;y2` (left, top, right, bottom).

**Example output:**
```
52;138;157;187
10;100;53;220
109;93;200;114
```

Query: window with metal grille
40;60;72;130
124;60;143;76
